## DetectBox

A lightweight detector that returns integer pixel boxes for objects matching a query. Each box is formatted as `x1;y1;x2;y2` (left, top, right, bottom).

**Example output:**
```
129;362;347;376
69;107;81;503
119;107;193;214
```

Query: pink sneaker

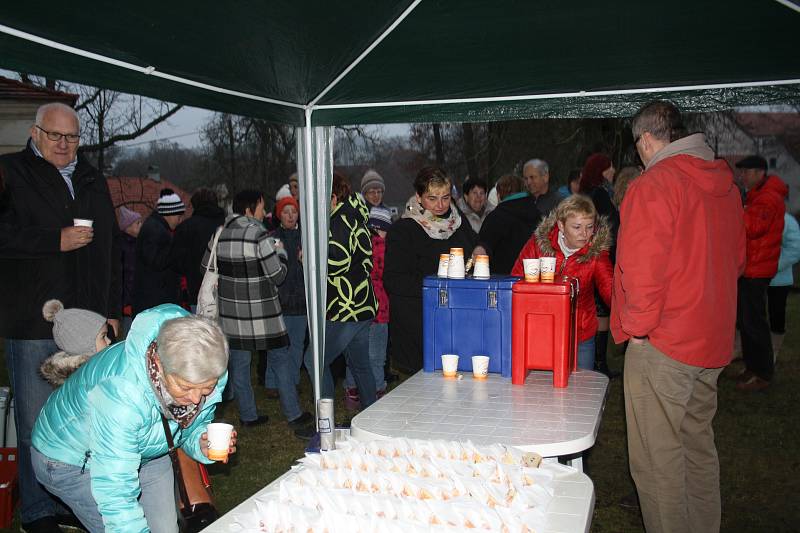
343;387;361;410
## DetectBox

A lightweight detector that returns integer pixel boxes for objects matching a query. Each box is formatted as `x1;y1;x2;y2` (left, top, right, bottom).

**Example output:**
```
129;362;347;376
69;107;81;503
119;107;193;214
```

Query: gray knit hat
156;189;186;216
360;169;385;195
43;300;107;356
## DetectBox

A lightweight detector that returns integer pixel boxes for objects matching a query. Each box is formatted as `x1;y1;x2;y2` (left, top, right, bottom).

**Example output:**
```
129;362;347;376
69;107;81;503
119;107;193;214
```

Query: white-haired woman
31;304;234;533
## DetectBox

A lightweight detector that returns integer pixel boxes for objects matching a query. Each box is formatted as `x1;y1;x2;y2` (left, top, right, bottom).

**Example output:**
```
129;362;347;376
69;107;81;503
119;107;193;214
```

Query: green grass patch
2;292;799;532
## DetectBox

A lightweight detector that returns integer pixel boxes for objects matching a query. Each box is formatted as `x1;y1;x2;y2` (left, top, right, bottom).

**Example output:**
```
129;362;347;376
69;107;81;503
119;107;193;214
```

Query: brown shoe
735;368;755;383
735;375;770;392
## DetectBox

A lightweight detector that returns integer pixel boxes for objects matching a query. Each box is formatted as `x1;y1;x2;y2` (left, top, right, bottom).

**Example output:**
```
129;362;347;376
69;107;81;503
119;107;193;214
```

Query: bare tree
75;86;182;171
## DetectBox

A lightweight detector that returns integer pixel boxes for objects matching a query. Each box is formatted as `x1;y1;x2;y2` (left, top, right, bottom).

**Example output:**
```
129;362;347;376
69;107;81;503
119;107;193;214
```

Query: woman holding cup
384;166;476;374
30;304;234;532
511;195;613;370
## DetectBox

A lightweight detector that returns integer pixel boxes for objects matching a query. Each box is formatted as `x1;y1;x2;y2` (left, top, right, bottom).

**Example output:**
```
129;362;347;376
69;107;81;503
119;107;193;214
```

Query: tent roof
2;1;799;126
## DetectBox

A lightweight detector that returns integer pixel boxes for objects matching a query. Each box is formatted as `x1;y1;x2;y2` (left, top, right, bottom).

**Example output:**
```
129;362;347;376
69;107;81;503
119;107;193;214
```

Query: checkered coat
202;214;288;350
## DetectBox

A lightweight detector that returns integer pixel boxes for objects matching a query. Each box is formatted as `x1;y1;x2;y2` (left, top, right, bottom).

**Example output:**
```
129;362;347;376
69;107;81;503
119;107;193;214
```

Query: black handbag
161;416;220;533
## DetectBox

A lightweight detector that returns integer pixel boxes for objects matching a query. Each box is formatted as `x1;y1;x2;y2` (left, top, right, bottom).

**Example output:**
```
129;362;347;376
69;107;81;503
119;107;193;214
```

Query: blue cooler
423;275;517;377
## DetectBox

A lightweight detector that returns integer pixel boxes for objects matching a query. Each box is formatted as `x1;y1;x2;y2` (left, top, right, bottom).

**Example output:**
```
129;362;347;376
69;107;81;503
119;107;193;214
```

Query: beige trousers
624;341;724;533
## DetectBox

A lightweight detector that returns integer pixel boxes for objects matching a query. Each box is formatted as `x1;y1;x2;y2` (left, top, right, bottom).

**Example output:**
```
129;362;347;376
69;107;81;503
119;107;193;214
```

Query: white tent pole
314;78;800;110
773;0;800;14
308;0;423;107
0;24;304;109
301;107;323;404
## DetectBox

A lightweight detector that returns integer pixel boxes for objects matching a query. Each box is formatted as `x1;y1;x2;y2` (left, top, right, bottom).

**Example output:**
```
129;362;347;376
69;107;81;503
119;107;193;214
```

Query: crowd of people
0;100;797;533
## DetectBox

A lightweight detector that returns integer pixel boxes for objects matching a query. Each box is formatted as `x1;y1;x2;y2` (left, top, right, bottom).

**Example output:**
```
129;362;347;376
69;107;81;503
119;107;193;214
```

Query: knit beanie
42;299;107;356
276;183;292;201
579;153;612;192
156;188;185;216
276;195;299;217
361;169;385;195
368;205;393;232
117;206;142;232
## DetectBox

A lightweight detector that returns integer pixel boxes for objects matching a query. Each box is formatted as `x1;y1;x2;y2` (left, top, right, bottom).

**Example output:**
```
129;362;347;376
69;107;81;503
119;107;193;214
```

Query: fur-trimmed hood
534;211;612;263
40;351;95;386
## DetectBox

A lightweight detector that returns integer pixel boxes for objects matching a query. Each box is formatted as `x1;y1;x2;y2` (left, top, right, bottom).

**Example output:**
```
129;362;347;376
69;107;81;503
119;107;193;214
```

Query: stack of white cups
473;254;490;279
437;253;450;277
447;247;465;279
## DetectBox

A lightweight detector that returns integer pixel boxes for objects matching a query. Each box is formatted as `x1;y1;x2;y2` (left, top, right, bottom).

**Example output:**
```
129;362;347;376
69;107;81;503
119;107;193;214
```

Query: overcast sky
2;69;409;149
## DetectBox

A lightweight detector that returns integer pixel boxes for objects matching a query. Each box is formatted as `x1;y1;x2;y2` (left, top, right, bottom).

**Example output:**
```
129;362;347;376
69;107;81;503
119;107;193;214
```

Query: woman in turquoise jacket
31;304;233;533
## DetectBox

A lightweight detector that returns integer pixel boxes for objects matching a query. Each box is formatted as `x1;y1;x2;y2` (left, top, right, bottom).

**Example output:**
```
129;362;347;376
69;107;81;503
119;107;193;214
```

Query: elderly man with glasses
0;102;121;533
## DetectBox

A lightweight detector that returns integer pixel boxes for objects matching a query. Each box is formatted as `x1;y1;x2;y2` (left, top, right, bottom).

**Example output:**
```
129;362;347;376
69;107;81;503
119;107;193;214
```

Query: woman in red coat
511;195;613;369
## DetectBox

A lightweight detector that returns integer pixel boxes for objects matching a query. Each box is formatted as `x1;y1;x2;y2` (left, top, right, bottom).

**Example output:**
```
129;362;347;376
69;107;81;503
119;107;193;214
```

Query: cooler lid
423;275;520;289
512;277;574;294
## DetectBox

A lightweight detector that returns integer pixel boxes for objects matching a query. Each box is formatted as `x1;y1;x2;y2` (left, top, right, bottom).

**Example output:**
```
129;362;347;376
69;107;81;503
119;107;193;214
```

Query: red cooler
511;277;579;387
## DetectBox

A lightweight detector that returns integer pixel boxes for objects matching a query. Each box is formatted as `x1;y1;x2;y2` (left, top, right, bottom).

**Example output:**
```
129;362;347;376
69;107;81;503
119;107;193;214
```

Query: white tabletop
350;370;609;459
203;461;595;533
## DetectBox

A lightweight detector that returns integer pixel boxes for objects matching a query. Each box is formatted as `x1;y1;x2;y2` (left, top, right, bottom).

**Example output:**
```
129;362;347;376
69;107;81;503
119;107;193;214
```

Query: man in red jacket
612;101;745;533
734;155;786;392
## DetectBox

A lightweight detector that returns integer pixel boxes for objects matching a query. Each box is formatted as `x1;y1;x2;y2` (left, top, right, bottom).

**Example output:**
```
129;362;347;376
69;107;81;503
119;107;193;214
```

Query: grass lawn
1;292;798;532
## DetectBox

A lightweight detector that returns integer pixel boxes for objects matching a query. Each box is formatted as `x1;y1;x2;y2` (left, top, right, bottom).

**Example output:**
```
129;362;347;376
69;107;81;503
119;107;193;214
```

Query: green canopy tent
3;0;800;400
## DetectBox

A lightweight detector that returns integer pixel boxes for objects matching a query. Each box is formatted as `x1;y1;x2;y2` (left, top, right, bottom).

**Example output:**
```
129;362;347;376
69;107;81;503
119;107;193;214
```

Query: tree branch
81;104;183;152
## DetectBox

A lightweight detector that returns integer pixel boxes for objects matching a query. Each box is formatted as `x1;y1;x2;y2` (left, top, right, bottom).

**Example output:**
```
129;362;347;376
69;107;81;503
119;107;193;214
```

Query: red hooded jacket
611;140;746;368
511;213;613;343
743;175;787;278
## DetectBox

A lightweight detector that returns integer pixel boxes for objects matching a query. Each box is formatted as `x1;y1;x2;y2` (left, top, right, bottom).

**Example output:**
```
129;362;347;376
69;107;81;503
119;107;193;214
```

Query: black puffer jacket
477;193;542;274
172;203;226;305
0;143;121;339
133;213;180;315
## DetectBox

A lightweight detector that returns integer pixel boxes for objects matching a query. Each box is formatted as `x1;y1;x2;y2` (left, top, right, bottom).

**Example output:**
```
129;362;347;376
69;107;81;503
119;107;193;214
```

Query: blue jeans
577;337;596;370
321;321;376;408
227;349;259;422
266;315;309;422
32;448;177;533
344;322;388;392
4;338;67;522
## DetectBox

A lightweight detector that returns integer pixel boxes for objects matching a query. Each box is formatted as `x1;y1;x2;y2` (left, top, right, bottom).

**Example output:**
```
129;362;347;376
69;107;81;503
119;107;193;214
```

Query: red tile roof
0;75;78;104
107;176;193;222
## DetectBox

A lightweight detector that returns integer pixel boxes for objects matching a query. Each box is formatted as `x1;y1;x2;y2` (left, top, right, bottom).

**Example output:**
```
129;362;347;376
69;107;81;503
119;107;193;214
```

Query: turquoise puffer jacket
32;304;228;533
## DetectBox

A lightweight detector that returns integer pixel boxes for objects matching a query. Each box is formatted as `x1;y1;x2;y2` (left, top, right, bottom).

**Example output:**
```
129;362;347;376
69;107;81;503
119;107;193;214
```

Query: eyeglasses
35;125;80;144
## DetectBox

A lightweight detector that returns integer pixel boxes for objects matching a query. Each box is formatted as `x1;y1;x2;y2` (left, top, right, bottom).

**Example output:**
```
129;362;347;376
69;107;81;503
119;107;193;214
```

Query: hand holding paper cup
540;257;557;282
522;258;540;282
73;218;93;228
205;422;234;461
441;354;459;378
471;355;490;379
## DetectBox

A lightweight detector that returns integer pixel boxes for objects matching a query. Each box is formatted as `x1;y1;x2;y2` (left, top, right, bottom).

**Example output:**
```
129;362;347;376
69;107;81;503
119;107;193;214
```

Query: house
0;75;78;155
711;110;800;214
107;175;193;225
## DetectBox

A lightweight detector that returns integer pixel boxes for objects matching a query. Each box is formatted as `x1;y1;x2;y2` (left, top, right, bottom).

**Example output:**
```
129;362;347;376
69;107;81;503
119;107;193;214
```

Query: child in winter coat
39;299;113;386
343;206;393;408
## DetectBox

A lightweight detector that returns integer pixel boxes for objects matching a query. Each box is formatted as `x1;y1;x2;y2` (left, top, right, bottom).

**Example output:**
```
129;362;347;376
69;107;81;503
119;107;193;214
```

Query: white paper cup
437;253;450;277
522;258;540;282
206;422;233;461
540;257;556;282
73;218;93;228
447;248;465;279
441;354;459;378
473;255;490;279
472;355;490;379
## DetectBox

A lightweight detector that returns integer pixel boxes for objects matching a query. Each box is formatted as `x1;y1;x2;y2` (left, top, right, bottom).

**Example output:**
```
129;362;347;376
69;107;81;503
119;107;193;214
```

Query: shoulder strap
161;415;192;510
206;226;224;273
